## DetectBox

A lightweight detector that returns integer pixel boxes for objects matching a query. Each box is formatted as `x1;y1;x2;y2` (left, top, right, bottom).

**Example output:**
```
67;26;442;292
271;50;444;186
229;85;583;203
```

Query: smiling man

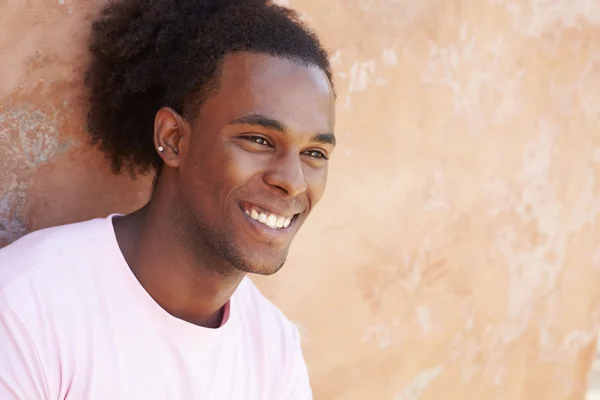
0;1;335;399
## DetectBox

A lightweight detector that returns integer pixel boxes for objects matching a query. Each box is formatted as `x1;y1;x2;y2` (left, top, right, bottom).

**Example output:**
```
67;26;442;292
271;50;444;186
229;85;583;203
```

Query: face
157;52;336;275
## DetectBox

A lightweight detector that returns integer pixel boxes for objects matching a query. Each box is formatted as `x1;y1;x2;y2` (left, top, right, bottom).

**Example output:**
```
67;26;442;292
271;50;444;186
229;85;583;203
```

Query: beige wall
2;0;600;398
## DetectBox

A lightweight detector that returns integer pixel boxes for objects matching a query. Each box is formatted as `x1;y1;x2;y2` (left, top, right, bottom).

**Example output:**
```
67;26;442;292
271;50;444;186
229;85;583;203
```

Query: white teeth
243;207;294;230
276;217;285;228
266;214;277;228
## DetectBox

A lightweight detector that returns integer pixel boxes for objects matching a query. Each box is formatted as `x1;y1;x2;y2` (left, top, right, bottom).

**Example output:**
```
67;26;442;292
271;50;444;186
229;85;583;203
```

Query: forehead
199;52;335;133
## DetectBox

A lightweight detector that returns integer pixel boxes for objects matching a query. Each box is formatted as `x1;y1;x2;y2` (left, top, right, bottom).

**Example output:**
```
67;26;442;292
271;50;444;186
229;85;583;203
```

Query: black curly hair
85;0;334;177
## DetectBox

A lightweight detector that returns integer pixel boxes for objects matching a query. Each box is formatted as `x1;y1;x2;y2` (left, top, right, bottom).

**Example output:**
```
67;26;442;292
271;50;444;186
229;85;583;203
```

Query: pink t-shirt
0;215;312;399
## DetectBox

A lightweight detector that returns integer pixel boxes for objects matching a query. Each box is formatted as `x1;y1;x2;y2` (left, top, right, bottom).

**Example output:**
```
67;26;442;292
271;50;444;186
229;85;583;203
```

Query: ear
153;107;188;168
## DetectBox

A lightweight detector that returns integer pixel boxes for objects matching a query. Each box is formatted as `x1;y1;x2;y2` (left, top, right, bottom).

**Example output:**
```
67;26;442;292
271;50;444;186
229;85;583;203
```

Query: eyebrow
228;113;336;146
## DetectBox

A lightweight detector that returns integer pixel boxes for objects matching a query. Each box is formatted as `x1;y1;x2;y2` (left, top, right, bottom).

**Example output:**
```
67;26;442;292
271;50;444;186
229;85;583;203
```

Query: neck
113;193;245;329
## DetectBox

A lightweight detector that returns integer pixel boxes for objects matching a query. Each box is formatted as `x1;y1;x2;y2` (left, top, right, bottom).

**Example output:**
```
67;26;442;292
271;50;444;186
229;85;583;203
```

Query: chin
238;259;286;276
229;250;288;276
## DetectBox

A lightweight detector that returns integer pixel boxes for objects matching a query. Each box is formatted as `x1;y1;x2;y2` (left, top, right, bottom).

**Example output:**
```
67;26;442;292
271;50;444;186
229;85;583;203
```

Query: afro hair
85;0;334;176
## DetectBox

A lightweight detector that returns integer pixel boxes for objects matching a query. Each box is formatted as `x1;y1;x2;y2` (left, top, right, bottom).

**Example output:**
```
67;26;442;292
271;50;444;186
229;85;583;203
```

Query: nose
263;153;308;197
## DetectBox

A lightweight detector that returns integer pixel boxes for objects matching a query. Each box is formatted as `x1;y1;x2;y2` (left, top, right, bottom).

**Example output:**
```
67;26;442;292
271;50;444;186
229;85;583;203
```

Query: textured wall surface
2;0;600;399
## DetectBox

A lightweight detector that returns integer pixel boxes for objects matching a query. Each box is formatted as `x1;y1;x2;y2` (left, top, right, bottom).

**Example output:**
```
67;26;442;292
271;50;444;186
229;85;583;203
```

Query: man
0;1;336;398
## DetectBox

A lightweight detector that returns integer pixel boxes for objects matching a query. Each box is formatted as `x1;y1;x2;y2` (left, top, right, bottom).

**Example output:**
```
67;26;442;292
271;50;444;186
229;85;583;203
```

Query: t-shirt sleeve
0;308;49;400
281;325;313;400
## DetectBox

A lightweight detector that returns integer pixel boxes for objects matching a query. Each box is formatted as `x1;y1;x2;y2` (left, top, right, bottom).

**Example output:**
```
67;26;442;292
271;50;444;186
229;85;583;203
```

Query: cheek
179;153;224;210
185;145;256;209
305;165;329;203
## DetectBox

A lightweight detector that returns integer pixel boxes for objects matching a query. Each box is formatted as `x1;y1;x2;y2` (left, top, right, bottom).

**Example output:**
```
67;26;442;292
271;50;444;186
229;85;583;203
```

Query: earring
158;146;164;152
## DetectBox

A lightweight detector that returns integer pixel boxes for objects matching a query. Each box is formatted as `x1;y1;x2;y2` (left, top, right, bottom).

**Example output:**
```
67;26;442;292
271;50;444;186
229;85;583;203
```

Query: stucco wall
2;0;600;399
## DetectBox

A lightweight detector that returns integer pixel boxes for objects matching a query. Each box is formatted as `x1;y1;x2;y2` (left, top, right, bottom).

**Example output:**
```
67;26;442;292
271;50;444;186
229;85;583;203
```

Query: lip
237;204;299;243
239;201;301;218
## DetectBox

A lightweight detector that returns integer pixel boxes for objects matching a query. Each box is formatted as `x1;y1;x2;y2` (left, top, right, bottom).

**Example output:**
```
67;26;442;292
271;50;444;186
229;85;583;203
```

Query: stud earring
158;146;164;152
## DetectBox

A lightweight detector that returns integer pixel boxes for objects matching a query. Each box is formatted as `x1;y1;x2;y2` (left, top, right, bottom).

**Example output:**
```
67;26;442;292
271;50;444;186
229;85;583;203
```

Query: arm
281;325;313;400
0;308;49;400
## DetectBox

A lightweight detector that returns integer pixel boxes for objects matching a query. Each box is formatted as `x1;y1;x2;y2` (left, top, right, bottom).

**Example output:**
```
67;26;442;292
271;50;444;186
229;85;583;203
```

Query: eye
303;149;328;160
243;136;271;147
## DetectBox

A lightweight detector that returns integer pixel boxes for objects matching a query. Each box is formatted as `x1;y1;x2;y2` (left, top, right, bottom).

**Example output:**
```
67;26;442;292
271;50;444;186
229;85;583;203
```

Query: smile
240;203;297;230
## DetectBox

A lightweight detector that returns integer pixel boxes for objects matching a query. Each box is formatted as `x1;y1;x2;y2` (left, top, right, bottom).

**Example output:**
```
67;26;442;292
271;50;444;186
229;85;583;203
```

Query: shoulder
234;278;312;398
234;277;302;340
0;216;110;302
